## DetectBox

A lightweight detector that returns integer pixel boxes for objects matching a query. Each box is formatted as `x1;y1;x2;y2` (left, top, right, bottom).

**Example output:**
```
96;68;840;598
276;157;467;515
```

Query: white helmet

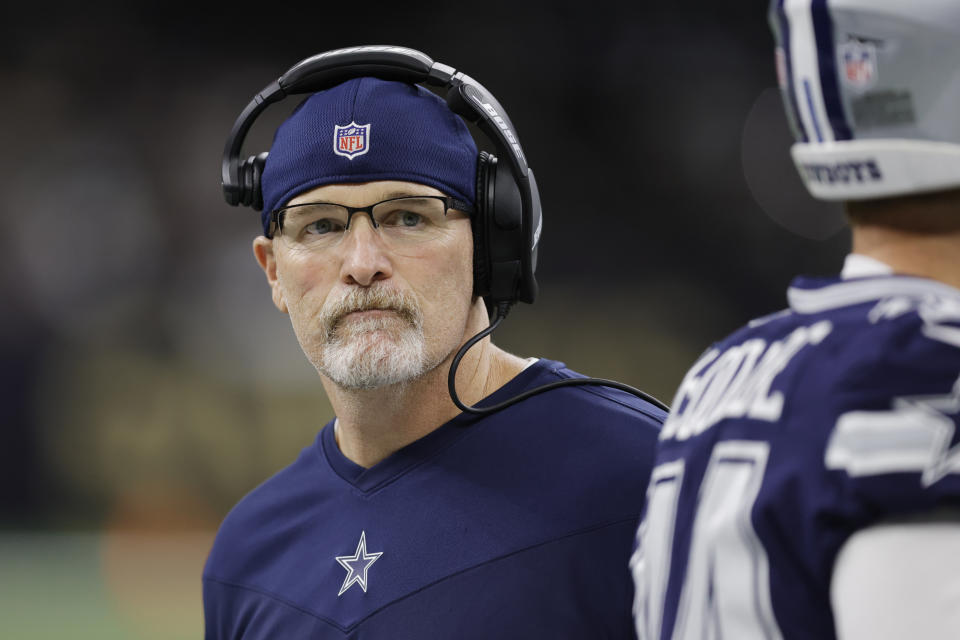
769;0;960;200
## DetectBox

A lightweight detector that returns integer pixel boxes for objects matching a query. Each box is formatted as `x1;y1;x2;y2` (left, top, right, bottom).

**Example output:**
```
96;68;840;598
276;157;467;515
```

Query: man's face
254;180;475;390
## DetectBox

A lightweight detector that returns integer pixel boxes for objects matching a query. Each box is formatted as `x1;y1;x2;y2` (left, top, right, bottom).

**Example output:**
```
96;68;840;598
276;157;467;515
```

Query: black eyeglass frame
268;195;474;239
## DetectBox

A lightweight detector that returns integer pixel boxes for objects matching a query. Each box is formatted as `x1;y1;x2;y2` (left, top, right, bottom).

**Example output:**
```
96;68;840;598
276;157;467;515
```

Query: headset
222;45;669;415
222;44;539;308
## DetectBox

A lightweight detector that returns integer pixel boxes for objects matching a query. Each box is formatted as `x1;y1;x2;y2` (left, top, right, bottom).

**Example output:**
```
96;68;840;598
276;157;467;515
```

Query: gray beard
315;287;430;390
319;315;430;390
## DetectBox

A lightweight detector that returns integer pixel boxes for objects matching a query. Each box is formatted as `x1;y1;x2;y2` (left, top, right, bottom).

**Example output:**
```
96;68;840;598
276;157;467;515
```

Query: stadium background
1;2;847;637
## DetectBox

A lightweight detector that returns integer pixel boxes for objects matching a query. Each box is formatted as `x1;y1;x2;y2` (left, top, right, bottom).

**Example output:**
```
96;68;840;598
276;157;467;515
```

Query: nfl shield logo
839;40;877;91
333;122;371;160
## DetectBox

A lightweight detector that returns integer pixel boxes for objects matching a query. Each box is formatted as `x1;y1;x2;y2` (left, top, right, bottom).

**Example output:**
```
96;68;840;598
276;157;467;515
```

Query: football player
631;1;960;638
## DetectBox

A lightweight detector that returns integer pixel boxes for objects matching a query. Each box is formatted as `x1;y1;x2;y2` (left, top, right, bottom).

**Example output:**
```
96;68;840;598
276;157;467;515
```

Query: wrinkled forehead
285;180;447;208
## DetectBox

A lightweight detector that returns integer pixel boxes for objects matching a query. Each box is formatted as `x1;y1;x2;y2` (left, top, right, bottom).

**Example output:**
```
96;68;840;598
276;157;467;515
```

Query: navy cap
260;77;478;236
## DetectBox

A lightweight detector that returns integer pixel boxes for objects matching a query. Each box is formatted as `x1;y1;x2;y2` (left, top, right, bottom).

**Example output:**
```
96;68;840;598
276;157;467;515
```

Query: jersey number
632;441;783;640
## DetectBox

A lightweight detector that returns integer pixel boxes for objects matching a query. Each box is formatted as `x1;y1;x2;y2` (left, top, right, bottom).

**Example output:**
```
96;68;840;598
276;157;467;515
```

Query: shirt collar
840;254;894;279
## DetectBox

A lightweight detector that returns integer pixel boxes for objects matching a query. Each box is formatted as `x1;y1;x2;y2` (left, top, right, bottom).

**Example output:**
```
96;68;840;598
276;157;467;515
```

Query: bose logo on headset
479;101;526;165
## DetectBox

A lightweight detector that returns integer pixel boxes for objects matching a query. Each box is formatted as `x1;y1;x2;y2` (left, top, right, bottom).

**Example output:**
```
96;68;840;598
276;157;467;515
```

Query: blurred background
1;1;848;637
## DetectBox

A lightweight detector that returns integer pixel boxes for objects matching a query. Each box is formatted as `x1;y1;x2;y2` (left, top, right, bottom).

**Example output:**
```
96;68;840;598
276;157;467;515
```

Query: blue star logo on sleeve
335;531;383;596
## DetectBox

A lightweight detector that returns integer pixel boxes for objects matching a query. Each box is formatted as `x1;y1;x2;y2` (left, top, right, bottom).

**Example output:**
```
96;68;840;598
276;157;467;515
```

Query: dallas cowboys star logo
335;531;383;596
893;379;960;486
828;375;960;486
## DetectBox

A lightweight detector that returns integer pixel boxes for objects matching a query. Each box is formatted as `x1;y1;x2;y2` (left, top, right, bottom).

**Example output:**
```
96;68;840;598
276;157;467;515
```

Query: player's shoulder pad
785;280;960;488
820;283;960;397
818;307;960;487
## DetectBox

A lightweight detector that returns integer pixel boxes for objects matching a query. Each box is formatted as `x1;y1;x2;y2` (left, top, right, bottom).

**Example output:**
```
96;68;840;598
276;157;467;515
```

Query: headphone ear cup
238;155;255;207
483;153;525;306
472;151;493;300
251;152;269;211
239;152;269;210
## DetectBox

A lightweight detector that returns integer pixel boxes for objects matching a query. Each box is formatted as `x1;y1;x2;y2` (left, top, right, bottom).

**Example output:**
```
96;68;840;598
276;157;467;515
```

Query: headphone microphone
222;45;669;415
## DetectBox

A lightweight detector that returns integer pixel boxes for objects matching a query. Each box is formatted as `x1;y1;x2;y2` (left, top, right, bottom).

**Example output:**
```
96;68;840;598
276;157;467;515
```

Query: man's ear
253;236;288;313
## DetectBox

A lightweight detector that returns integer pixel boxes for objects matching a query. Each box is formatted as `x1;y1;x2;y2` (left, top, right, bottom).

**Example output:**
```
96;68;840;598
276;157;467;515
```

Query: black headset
222;45;669;416
221;44;540;308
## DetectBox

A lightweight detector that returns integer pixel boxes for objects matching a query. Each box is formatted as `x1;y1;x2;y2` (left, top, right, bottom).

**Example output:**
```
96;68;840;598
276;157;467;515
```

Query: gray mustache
320;288;422;337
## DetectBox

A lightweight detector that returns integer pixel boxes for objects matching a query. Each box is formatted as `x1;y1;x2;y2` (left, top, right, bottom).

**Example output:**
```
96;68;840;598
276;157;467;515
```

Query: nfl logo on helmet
839;39;877;91
333;122;371;159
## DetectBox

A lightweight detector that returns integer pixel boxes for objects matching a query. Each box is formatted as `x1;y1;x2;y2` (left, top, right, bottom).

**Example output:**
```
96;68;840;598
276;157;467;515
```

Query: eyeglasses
270;195;474;250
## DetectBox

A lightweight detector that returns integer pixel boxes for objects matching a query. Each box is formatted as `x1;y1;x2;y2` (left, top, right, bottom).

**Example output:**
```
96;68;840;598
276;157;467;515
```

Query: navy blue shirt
204;358;664;639
632;274;960;639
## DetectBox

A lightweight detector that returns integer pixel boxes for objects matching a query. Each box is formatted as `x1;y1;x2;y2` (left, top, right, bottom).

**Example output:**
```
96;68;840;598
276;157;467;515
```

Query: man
203;62;664;638
631;1;960;639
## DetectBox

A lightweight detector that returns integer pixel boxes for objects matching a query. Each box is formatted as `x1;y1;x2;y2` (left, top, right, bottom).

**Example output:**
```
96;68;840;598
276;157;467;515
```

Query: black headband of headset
221;45;531;214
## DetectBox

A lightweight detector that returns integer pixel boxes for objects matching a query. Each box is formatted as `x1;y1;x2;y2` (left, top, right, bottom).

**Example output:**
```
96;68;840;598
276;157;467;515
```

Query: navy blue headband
260;77;478;235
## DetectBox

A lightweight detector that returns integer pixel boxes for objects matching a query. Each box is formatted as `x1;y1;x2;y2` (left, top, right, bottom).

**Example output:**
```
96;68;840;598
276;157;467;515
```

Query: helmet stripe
810;0;853;140
802;78;825;142
783;0;832;143
772;0;809;143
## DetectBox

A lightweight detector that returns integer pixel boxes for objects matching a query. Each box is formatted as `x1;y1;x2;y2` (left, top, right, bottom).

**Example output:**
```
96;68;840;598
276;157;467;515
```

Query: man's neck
324;308;529;469
851;225;960;290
